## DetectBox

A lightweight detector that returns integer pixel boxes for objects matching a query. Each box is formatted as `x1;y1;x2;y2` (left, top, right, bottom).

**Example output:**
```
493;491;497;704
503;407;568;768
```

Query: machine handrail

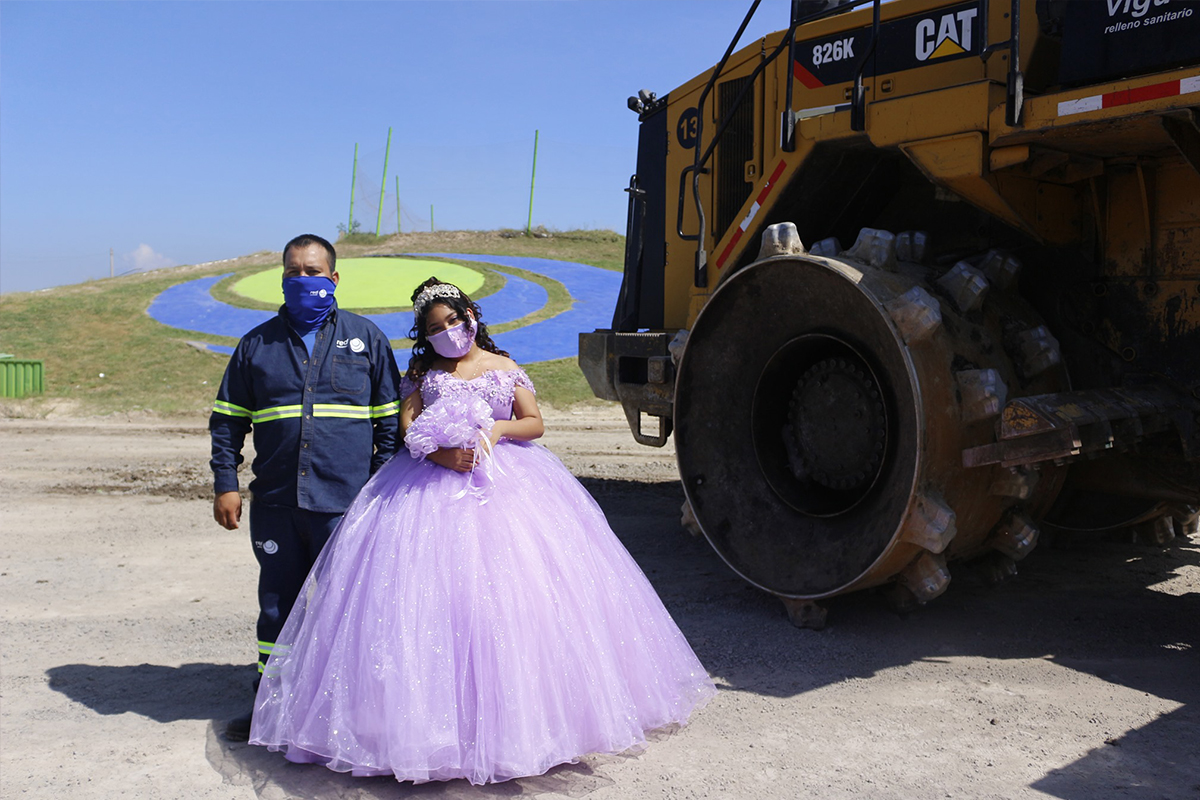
850;1;882;132
682;0;879;286
979;0;1025;126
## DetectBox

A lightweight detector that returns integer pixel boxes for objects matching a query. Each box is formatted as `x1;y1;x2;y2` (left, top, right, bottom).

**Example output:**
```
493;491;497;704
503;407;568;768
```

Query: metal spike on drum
895;230;930;264
843;227;898;271
957;369;1008;423
937;261;990;312
1137;515;1176;546
988;509;1040;560
679;500;702;538
899;552;951;602
1176;507;1200;537
884;286;943;343
900;493;958;554
808;237;842;257
757;222;806;259
1017;326;1062;377
980;249;1022;291
979;552;1019;584
781;598;828;630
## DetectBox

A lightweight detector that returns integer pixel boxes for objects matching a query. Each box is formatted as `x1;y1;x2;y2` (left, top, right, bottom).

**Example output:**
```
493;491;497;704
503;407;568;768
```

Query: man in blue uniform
210;233;401;740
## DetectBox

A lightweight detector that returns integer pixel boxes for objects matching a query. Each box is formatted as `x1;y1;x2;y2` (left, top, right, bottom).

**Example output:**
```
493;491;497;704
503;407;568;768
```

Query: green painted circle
231;257;485;310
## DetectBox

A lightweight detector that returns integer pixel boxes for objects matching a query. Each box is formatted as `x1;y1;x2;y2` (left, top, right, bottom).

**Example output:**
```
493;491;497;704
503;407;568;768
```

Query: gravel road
1;407;1196;799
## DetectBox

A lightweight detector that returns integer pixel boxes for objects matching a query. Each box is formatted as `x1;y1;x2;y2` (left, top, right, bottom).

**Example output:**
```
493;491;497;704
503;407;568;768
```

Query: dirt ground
2;406;1197;799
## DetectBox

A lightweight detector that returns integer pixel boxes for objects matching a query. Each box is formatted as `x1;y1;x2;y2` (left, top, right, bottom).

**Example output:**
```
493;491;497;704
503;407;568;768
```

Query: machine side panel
613;102;669;331
1057;1;1200;87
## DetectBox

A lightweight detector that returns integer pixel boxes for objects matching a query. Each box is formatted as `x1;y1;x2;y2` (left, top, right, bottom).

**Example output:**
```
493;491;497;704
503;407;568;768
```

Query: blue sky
0;0;793;294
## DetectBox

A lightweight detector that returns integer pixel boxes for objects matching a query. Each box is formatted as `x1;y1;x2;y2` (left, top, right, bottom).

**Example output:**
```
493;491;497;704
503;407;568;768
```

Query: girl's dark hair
406;276;508;381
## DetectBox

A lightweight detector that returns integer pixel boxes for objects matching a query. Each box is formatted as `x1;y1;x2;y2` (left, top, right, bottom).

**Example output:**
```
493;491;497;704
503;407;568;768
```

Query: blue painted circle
146;255;622;364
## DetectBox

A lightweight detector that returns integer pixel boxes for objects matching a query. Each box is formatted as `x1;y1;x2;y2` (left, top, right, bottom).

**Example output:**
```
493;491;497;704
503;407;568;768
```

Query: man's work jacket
209;304;401;513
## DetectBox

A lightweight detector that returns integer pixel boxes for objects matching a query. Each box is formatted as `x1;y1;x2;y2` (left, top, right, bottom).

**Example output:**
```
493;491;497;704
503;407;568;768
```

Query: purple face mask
428;317;477;358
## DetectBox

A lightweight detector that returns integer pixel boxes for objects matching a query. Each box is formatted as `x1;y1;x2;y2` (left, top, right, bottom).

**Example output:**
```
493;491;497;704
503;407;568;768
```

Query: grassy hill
0;229;624;417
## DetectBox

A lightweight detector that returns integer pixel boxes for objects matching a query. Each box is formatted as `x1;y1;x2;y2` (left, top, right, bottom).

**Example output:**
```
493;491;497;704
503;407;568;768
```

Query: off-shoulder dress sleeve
511;367;536;396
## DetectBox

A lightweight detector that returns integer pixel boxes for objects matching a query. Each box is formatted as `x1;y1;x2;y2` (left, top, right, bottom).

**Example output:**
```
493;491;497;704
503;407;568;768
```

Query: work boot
223;710;253;742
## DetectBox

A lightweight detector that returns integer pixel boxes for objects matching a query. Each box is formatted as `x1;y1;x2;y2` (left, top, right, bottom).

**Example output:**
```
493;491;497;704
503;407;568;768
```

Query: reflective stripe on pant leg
257;640;273;673
249;500;311;673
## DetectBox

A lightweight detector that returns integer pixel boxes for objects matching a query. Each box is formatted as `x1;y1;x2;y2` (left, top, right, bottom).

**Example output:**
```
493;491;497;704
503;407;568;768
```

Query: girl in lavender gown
249;277;715;784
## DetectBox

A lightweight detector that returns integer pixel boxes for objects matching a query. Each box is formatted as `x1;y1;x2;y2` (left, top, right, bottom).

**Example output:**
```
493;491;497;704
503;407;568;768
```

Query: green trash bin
0;356;45;398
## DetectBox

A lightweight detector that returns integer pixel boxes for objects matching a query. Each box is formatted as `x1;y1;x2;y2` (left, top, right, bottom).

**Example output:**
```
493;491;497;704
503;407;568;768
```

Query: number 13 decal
677;108;699;149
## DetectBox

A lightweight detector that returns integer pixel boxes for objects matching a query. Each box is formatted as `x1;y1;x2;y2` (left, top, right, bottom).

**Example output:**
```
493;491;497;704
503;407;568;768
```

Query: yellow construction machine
580;0;1200;626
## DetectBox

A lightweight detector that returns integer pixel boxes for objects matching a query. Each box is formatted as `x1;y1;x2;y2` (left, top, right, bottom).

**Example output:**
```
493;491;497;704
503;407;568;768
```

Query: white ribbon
451;431;507;504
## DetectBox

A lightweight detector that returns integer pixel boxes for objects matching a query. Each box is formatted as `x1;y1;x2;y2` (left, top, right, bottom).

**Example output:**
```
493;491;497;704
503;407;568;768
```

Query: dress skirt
249;440;716;784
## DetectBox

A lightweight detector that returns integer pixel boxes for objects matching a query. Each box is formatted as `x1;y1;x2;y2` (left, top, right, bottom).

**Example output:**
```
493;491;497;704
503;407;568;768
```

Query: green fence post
526;129;539;236
348;143;359;234
376;127;392;237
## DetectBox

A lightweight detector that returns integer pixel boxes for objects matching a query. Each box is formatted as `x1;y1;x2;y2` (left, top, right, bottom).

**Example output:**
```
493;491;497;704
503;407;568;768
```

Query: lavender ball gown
249;367;715;784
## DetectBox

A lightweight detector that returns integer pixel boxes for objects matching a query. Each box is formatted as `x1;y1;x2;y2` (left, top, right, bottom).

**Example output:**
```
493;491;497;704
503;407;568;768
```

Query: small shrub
338;232;382;245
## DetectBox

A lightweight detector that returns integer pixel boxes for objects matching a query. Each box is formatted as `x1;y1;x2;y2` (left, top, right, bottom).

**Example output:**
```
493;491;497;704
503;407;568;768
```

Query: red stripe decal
1127;79;1180;105
759;159;787;205
1101;89;1127;108
715;159;789;271
1103;79;1180;108
793;61;824;90
716;229;744;271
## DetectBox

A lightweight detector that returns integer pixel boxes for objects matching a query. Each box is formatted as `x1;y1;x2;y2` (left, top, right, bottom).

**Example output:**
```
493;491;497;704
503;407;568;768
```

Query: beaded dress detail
249;367;715;784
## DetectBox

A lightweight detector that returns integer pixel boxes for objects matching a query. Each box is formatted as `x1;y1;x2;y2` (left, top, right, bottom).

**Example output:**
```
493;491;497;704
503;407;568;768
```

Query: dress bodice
420;367;536;422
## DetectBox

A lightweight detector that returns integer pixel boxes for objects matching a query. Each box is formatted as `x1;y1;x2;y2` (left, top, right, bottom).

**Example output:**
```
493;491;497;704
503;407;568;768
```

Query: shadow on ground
45;661;254;723
44;477;1199;798
1030;704;1200;800
44;660;623;798
591;478;1200;800
206;726;619;800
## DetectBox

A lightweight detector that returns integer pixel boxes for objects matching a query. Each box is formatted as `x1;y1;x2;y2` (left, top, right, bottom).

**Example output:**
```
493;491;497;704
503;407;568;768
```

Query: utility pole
395;175;402;234
109;248;114;279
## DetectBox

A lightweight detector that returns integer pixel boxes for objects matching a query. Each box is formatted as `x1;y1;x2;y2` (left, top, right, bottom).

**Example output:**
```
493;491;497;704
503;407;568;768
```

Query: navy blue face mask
282;275;336;331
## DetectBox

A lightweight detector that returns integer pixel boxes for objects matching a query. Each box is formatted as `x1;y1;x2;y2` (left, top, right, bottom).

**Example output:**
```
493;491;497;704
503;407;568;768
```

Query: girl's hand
473;424;506;464
428;447;476;473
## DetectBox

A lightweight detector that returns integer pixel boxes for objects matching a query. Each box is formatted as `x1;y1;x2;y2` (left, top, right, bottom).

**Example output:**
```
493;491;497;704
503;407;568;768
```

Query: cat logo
915;8;978;61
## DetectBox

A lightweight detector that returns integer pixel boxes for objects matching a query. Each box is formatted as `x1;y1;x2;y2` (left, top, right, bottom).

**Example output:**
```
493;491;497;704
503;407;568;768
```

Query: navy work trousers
249;500;342;673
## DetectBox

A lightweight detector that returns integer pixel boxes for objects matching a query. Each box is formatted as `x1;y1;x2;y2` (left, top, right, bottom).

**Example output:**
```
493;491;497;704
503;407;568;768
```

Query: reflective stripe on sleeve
212;400;253;418
370;401;400;418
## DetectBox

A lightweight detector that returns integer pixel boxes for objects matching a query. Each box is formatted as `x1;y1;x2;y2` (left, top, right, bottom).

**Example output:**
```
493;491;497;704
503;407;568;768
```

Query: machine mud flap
579;330;675;447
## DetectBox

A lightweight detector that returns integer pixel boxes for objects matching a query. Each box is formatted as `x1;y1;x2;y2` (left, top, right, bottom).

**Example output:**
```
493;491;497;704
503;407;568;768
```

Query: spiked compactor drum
675;227;1069;607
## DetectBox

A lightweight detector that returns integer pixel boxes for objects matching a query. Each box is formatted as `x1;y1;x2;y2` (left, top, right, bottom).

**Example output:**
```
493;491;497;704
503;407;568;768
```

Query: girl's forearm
494;416;544;442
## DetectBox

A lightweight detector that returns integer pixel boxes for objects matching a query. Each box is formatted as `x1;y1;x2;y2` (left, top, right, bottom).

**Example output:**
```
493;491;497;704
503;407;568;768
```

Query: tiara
412;284;461;317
